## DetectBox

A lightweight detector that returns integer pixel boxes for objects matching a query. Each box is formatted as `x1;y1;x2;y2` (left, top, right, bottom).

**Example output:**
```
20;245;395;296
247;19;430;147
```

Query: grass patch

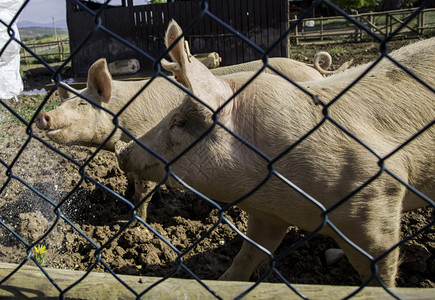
0;94;60;125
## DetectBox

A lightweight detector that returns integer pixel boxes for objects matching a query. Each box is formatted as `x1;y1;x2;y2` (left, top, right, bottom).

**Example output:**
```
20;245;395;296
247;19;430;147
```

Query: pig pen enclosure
1;0;435;299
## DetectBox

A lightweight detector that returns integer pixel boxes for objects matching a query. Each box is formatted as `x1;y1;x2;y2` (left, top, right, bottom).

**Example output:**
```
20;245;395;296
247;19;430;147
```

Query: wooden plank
78;10;106;76
233;0;243;63
281;0;289;58
180;0;190;28
194;2;205;53
215;0;226;65
66;0;79;75
133;6;149;68
165;1;174;22
102;7;137;63
252;0;260;51
160;3;171;60
147;4;156;60
240;0;249;62
98;8;111;62
203;5;213;55
208;1;220;61
246;0;256;62
190;1;203;54
183;1;193;52
138;6;151;66
0;263;432;300
276;0;285;57
144;7;152;56
153;3;166;59
67;8;85;75
222;0;233;65
252;0;260;54
149;4;160;60
164;2;177;63
133;6;143;64
267;0;275;57
260;0;268;53
228;0;238;65
268;0;283;58
131;2;150;70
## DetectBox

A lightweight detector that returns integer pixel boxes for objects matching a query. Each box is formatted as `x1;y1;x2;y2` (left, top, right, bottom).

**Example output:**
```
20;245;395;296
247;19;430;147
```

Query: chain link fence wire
1;0;434;299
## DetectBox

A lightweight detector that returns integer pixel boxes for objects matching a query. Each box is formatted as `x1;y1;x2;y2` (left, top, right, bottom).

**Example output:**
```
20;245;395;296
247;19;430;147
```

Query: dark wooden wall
67;0;289;76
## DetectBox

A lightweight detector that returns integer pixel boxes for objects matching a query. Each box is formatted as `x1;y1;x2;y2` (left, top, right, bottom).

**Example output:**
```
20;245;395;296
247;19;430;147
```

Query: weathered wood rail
290;8;435;44
0;263;433;299
20;39;70;63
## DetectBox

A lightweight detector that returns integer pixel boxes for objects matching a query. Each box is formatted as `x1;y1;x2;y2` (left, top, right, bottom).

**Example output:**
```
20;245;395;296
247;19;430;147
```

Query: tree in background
331;0;425;10
379;0;402;10
331;0;379;9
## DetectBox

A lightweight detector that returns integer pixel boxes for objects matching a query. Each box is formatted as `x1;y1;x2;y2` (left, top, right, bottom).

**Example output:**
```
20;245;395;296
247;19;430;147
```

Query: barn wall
67;0;289;76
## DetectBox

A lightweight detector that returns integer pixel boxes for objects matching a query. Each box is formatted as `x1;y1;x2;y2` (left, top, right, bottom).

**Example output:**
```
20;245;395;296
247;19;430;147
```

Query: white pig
35;49;347;220
35;60;184;220
206;52;351;79
313;51;353;75
115;20;434;287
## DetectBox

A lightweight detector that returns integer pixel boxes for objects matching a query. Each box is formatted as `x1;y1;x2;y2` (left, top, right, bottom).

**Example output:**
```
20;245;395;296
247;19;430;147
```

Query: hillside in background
18;27;68;40
17;18;67;29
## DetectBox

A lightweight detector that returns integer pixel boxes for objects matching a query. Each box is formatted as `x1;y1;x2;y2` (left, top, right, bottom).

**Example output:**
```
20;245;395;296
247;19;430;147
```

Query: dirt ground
0;39;433;292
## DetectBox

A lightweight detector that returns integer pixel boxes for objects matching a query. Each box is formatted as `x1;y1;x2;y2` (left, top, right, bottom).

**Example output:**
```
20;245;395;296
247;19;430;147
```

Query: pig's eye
79;101;88;106
170;113;185;129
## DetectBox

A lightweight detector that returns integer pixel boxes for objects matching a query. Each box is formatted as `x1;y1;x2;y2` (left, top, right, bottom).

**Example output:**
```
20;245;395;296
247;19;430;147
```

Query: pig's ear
161;58;185;85
165;20;186;68
161;58;180;73
164;21;188;87
87;58;112;104
165;20;232;112
57;84;76;102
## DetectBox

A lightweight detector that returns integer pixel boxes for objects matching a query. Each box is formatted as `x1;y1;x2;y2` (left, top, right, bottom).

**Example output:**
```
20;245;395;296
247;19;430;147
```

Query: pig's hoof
115;140;128;155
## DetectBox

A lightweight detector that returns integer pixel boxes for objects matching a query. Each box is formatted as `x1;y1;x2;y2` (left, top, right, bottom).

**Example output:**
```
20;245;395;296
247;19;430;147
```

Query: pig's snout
35;111;53;130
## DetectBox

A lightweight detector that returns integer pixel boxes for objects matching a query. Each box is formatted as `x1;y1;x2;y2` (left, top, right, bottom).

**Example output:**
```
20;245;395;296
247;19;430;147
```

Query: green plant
33;244;47;265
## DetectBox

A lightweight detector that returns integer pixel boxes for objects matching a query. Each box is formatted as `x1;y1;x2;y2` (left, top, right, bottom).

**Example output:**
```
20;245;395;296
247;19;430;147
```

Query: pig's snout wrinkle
35;111;53;130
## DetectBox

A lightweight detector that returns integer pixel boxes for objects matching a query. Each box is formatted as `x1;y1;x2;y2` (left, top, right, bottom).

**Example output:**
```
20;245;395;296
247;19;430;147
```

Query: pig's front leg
125;173;136;199
219;214;288;281
132;175;156;221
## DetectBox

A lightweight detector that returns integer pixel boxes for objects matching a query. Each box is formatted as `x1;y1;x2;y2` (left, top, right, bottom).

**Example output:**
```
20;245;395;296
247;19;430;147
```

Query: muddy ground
0;39;433;293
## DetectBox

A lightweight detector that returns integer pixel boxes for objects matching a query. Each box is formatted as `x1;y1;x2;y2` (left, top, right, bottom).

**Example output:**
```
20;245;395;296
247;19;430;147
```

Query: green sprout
34;244;48;265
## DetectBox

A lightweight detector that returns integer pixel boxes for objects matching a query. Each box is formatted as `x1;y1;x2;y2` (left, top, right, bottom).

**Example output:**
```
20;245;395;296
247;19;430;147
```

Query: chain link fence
1;0;434;299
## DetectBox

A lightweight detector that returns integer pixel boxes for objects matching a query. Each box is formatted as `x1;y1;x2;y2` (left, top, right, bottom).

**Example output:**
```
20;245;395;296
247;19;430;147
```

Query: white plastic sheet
0;0;25;99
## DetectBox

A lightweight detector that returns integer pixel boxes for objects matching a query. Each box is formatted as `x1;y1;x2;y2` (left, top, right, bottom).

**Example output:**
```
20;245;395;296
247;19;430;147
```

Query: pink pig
115;20;434;286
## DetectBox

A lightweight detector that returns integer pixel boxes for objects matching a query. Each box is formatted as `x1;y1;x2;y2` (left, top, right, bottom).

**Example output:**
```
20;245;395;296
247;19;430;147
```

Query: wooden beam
0;263;432;299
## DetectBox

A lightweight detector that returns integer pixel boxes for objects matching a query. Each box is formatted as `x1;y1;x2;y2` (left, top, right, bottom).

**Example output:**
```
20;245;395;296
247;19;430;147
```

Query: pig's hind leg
219;214;288;281
329;186;404;287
